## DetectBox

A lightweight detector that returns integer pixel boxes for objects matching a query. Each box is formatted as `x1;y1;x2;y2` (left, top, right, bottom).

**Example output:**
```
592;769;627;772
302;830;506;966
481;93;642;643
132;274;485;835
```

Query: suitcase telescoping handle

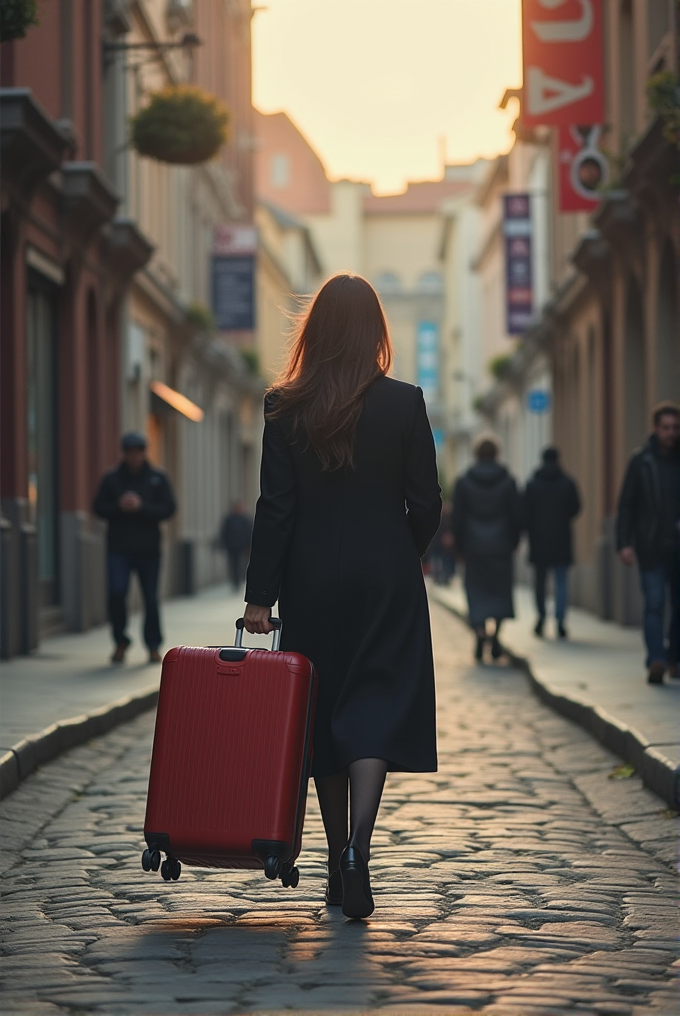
235;616;282;652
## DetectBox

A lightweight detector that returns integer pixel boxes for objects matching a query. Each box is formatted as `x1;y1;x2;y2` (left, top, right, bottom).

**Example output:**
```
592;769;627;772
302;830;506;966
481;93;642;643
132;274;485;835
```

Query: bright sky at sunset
252;0;522;195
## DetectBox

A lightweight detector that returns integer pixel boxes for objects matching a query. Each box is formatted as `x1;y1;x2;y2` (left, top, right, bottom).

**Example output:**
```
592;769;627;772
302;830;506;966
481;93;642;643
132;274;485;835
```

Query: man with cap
93;432;176;664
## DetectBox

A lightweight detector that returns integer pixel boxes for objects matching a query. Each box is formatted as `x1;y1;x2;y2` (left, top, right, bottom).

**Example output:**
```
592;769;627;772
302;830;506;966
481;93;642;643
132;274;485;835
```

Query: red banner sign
557;124;609;211
522;0;604;128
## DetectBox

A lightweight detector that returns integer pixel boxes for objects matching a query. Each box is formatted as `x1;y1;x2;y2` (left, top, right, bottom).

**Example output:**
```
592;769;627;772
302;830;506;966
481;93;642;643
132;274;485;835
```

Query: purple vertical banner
503;193;532;335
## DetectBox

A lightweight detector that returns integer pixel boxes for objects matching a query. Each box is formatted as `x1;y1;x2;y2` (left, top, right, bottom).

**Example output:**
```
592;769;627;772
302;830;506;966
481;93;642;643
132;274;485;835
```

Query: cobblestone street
1;602;677;1016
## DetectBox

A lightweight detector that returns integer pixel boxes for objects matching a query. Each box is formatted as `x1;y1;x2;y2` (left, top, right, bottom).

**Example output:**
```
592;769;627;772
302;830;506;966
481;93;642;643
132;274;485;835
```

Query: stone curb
0;686;159;801
430;587;679;811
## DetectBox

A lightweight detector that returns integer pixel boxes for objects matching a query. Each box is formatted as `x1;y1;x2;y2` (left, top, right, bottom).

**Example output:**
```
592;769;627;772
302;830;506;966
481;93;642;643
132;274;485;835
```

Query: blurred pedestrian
219;500;253;591
93;432;176;665
452;436;521;663
427;501;455;585
524;447;581;639
243;273;441;919
616;402;680;685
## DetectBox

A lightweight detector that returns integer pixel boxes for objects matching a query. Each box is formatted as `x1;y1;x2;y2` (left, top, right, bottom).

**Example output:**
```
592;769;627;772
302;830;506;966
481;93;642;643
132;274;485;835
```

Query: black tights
314;758;387;872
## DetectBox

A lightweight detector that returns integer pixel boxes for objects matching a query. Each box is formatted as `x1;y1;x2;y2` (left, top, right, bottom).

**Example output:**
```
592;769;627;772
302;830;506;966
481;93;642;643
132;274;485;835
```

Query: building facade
1;0;153;654
470;137;554;489
105;0;262;597
470;0;679;622
1;0;263;657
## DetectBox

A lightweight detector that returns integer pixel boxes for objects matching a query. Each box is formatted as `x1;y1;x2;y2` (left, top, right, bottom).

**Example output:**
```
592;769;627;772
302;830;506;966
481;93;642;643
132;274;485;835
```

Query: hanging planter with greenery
646;71;680;151
0;0;40;42
130;85;229;166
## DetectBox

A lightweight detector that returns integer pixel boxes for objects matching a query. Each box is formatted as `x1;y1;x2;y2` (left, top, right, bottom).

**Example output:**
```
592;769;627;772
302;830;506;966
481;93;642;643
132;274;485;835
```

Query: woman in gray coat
452;436;522;662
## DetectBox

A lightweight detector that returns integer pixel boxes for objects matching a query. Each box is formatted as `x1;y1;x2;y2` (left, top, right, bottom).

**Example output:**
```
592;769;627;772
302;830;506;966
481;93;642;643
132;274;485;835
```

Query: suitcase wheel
264;855;281;880
281;865;300;889
141;848;161;873
160;857;181;881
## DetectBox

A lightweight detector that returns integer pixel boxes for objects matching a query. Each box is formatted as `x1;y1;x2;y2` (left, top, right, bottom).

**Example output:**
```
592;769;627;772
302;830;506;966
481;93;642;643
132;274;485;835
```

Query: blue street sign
527;389;551;414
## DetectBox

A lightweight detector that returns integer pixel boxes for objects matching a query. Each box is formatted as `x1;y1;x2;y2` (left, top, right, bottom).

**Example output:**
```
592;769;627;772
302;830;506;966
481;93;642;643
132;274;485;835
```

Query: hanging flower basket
646;72;680;151
0;0;40;42
130;85;229;166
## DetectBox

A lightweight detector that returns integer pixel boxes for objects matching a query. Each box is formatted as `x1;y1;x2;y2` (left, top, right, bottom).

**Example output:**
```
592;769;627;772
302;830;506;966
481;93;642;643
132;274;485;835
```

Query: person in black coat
452;436;521;663
524;447;581;639
243;274;441;919
219;501;253;591
616;402;680;684
93;432;176;664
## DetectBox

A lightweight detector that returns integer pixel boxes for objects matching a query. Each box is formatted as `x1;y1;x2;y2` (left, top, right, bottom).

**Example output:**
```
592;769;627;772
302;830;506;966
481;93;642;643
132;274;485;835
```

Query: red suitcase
141;617;317;888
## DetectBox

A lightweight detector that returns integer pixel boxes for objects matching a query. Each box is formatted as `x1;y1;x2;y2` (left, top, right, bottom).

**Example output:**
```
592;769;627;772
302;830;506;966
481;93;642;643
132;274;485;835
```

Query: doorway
26;276;60;608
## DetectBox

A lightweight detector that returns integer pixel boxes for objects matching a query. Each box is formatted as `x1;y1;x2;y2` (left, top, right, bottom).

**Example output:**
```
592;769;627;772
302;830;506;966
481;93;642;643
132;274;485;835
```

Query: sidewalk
429;577;680;809
0;584;248;798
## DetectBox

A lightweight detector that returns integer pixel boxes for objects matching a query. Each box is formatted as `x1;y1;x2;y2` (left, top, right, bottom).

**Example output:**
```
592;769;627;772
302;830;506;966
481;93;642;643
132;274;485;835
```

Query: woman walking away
243;273;442;920
452;435;521;663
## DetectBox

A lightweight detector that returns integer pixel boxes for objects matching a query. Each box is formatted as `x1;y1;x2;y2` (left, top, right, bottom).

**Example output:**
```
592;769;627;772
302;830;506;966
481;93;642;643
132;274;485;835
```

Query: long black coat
452;461;521;626
524;464;581;566
245;377;442;778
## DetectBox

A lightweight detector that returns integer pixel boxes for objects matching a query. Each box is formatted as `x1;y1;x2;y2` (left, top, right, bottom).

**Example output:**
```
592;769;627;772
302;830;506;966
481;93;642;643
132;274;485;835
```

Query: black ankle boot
474;633;485;662
339;845;374;919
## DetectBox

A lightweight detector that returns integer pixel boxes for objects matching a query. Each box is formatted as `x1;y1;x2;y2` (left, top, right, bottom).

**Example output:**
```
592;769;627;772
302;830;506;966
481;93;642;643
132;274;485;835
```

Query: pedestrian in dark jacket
452;436;521;663
93;432;176;665
219;501;253;591
243;273;441;919
616;402;680;685
524;447;581;639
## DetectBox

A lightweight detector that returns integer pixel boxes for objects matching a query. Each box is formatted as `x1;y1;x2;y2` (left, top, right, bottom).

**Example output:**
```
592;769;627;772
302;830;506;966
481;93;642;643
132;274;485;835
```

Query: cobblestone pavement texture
1;603;678;1016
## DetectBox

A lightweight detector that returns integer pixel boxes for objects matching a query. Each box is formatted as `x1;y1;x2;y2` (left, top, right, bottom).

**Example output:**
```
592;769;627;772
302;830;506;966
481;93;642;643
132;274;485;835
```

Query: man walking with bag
93;432;176;664
524;447;581;639
616;403;680;684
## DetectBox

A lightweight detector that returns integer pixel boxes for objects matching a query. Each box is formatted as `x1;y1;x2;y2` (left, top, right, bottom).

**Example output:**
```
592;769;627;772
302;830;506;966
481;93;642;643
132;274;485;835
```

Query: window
647;0;669;60
618;0;635;136
416;271;443;294
270;153;290;189
374;272;402;295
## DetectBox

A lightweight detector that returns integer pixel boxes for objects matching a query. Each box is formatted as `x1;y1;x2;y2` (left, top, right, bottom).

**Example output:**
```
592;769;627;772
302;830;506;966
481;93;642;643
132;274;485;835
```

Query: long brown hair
267;273;393;470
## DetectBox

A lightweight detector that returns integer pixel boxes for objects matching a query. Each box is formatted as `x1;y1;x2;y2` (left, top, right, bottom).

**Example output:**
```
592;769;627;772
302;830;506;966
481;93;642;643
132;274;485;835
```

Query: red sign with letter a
522;0;604;128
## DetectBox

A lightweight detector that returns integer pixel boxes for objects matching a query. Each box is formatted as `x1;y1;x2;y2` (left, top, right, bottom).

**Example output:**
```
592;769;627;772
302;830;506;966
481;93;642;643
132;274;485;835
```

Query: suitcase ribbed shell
144;645;316;869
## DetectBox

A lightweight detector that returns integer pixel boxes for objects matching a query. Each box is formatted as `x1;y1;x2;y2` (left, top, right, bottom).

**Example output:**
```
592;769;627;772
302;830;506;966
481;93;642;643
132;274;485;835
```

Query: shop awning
150;380;204;422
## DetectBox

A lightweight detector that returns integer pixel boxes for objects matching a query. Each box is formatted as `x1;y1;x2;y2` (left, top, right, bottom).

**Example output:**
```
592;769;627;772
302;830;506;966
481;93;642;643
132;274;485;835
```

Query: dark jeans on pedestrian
108;552;162;650
639;555;680;667
534;564;568;623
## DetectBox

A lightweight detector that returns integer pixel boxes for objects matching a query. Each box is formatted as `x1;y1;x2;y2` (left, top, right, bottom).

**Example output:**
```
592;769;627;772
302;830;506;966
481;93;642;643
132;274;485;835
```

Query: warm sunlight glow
253;0;522;194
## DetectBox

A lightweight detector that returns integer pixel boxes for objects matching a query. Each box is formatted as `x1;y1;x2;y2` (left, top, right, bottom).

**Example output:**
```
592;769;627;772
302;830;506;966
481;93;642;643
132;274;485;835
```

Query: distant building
254;109;476;475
